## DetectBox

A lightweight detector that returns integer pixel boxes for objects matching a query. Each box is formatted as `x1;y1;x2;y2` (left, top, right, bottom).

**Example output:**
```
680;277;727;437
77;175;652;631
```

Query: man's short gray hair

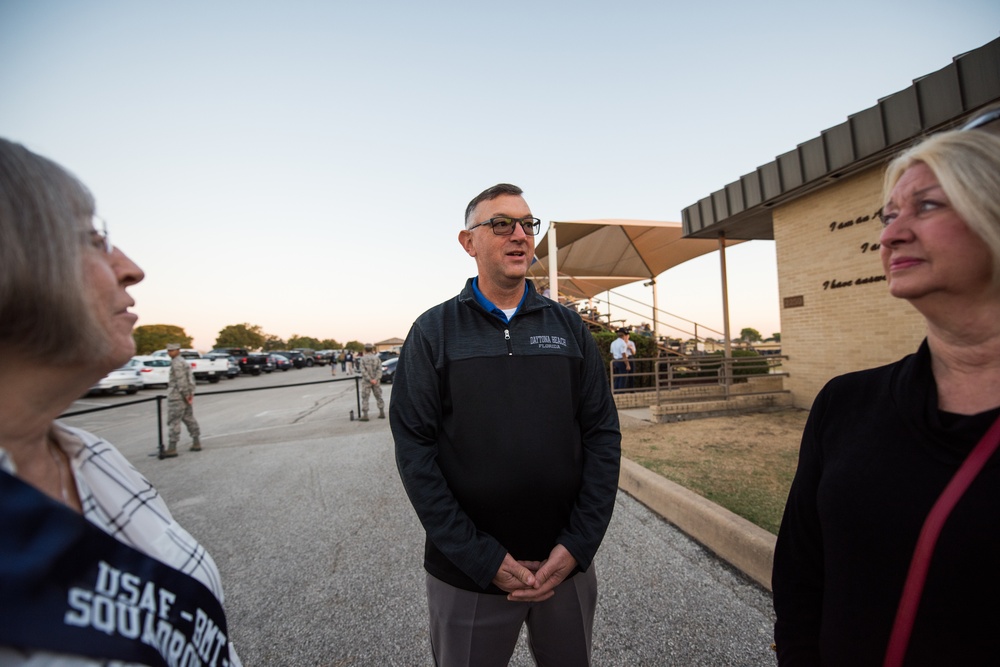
464;183;523;228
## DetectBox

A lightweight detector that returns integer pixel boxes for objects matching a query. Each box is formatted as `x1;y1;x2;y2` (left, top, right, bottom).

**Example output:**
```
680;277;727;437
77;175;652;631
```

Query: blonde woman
773;120;1000;665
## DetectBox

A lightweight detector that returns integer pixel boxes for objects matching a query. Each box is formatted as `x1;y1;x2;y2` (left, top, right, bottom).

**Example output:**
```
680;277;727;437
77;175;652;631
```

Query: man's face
459;193;535;290
168;348;179;359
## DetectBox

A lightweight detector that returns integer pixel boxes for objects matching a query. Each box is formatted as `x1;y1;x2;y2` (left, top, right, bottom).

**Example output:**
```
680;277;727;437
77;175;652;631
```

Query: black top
390;279;622;592
773;340;1000;665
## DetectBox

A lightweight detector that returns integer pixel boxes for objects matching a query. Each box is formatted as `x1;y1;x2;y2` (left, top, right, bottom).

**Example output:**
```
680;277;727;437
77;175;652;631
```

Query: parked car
88;363;142;395
380;357;398;384
273;350;308;369
270;353;292;371
209;347;250;358
151;348;227;383
130;355;171;388
291;348;317;366
378;350;398;362
315;350;335;365
247;353;275;374
205;353;242;379
237;354;264;375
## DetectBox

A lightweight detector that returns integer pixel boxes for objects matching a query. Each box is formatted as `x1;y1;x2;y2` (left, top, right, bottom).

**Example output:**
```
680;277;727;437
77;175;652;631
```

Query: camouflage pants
361;381;384;413
168;398;200;446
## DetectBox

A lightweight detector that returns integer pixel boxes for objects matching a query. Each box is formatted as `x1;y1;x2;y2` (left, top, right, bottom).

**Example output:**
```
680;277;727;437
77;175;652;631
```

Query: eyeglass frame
962;107;1000;131
466;216;542;236
84;215;113;254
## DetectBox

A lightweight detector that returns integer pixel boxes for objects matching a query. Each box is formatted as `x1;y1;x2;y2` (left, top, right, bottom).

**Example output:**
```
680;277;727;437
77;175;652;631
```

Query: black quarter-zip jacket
390;279;622;593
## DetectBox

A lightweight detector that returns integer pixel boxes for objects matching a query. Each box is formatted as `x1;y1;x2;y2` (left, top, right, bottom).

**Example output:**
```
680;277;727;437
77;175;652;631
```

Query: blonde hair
883;129;1000;286
0;138;110;362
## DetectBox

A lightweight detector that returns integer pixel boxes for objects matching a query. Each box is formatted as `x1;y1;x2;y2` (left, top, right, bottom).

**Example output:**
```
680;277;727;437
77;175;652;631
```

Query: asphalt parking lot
63;367;777;666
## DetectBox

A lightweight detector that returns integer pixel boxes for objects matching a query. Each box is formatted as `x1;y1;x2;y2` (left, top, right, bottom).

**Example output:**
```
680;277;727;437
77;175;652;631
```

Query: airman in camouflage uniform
165;343;201;457
358;344;385;421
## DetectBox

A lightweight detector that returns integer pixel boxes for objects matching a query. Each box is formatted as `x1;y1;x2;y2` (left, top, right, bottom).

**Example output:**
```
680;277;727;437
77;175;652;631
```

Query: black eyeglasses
467;216;541;236
962;107;1000;131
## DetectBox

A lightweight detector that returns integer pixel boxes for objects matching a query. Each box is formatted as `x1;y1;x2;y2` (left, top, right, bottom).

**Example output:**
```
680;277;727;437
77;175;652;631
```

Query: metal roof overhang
682;36;1000;241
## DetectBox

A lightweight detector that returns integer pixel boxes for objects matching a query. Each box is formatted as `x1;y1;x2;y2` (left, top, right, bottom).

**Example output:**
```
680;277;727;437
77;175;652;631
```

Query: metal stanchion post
355;376;362;418
156;395;164;459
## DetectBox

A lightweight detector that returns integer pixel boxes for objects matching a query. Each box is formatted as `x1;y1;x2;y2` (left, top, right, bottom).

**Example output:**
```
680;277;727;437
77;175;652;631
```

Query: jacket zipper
504;328;513;355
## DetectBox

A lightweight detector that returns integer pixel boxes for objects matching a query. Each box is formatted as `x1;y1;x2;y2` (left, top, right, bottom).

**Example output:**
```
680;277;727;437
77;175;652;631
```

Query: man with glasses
391;183;621;666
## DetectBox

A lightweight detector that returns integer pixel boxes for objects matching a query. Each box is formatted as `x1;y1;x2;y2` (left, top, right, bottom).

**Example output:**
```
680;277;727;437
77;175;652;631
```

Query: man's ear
458;229;477;257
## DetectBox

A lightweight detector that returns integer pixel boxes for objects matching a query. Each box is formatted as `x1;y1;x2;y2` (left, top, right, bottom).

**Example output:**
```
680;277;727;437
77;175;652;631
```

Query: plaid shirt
0;423;240;666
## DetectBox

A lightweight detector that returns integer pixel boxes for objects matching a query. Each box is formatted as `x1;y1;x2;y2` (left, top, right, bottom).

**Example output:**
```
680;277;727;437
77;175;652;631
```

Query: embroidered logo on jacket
529;335;568;350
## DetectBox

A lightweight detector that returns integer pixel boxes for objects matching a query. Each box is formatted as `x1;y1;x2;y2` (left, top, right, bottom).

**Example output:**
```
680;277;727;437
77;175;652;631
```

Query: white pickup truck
151;349;228;384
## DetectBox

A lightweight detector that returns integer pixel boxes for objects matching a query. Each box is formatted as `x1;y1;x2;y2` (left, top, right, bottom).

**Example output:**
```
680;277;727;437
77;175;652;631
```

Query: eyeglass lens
491;217;539;236
90;216;112;253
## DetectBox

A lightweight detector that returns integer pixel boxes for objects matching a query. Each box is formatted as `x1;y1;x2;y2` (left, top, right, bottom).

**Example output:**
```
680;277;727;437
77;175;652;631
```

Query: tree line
132;323;365;356
132;323;777;357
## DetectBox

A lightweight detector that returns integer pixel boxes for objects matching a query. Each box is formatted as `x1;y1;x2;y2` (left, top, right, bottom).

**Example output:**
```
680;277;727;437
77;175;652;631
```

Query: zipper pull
504;329;513;356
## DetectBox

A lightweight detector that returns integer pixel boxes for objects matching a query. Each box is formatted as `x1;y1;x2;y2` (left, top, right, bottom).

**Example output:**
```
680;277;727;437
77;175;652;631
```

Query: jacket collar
459;278;550;317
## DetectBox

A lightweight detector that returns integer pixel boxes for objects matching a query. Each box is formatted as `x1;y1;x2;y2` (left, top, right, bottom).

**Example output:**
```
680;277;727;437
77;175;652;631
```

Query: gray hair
883;129;1000;286
464;183;523;228
0;138;108;361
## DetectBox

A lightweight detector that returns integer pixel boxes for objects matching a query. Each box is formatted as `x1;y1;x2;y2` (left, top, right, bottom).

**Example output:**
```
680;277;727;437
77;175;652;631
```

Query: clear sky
2;1;997;350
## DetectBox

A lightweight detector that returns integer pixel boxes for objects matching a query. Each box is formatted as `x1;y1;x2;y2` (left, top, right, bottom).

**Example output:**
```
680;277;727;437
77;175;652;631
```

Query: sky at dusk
2;1;997;350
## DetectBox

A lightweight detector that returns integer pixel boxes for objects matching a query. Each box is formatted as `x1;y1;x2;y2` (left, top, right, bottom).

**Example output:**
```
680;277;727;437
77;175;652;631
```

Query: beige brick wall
773;165;926;409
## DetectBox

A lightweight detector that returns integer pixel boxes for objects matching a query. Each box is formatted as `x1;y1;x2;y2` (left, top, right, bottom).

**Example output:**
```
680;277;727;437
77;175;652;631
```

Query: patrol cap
364;343;374;350
166;343;181;350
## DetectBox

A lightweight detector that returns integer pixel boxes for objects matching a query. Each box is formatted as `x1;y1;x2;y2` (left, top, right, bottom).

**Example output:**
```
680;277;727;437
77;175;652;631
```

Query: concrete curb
618;457;776;591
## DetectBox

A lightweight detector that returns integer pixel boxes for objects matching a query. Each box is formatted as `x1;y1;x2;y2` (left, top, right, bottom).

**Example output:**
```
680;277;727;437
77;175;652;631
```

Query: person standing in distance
358;343;385;421
610;327;631;391
390;183;621;666
624;329;637;388
165;343;200;457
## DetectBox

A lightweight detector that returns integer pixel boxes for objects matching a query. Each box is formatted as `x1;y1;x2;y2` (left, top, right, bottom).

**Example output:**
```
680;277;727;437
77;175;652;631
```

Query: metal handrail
60;375;363;459
610;354;788;400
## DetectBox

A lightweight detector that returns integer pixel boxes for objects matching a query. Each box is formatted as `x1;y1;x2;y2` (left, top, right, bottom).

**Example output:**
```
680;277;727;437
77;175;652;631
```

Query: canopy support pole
719;232;733;386
644;278;659;342
547;222;558;299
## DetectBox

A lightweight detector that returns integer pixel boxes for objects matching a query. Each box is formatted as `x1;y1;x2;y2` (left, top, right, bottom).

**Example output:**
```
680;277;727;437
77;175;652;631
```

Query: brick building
682;38;1000;408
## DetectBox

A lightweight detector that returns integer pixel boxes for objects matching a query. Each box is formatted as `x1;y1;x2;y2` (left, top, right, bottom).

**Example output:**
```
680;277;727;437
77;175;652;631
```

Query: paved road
63;368;777;666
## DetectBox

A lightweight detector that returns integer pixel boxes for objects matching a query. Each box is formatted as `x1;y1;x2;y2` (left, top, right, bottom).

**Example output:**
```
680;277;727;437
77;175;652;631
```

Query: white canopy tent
528;219;742;343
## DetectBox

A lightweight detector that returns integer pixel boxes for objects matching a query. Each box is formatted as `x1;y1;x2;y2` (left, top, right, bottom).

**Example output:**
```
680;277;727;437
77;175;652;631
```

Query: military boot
190;438;202;452
359;411;369;422
162;445;178;459
378;408;385;419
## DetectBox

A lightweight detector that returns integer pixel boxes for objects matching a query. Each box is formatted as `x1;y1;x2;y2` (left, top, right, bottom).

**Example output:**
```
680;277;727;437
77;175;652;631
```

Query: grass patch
620;409;807;534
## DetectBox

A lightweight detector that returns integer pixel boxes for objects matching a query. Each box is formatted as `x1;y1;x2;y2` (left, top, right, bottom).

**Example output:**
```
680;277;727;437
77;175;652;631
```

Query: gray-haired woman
0;138;241;665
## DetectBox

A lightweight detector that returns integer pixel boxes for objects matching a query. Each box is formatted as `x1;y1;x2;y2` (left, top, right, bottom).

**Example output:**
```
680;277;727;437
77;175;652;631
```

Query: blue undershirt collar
472;277;528;323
